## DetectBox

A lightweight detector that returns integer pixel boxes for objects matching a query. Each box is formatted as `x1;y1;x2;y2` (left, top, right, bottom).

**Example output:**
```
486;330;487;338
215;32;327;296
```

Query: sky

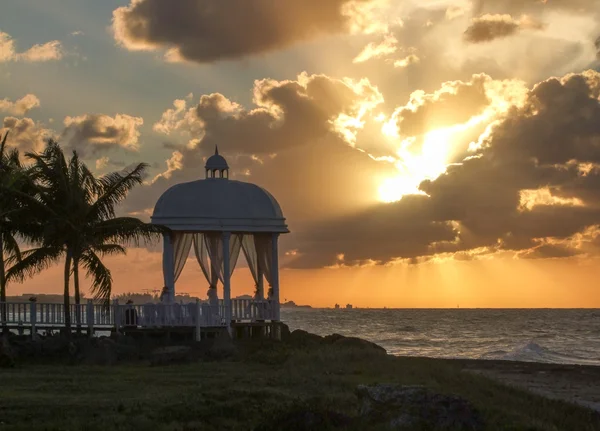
2;0;600;308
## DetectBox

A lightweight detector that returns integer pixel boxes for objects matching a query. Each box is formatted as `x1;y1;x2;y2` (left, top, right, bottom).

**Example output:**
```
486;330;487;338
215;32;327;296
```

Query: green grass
0;341;599;430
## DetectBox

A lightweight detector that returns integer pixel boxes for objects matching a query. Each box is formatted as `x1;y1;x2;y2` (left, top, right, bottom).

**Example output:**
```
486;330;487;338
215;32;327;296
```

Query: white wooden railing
0;298;277;333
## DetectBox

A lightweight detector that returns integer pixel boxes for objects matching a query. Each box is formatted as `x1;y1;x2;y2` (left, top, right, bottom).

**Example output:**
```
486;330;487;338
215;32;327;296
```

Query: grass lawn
1;340;599;430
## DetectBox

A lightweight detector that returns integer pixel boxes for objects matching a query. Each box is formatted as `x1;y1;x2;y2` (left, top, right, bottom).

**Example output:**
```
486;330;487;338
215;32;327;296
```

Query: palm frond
89;163;148;220
1;230;21;261
6;246;63;282
94;217;165;246
90;243;126;257
80;249;112;307
0;131;6;155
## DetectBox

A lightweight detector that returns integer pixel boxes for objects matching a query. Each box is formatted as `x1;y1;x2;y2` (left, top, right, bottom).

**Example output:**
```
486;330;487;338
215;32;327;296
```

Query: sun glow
378;128;455;203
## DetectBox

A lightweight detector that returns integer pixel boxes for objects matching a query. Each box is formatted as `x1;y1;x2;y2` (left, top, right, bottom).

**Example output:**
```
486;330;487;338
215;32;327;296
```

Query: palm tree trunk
0;234;7;338
73;256;81;335
63;250;72;335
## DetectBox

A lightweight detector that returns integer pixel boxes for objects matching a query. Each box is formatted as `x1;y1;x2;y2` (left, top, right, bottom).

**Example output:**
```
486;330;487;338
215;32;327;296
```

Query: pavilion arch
151;147;289;325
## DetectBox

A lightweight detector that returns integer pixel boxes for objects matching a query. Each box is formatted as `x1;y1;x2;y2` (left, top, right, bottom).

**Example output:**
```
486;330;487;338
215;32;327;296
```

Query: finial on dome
215;145;219;156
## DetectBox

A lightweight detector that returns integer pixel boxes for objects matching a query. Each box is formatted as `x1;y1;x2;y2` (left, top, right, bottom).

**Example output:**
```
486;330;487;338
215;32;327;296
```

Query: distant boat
346;304;353;309
334;304;340;309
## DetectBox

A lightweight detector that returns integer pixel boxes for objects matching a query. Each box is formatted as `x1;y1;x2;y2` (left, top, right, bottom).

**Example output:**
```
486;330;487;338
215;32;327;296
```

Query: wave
479;341;600;366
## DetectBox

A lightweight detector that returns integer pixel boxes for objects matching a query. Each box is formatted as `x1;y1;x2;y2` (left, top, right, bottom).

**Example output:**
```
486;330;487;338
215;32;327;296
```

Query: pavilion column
162;232;175;303
222;232;232;333
271;233;280;321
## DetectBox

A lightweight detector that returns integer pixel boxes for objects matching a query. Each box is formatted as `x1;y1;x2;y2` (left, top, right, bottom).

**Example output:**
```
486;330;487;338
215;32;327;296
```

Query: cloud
0;117;54;153
393;54;420;68
154;72;383;154
353;34;398;63
0;31;64;63
112;0;384;63
464;14;545;43
393;74;493;138
62;114;144;155
472;0;600;16
289;70;600;268
0;94;40;116
95;156;110;171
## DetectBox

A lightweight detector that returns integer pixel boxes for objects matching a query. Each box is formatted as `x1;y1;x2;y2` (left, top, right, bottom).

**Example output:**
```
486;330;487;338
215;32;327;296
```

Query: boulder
278;322;291;341
356;384;484;430
288;330;323;347
150;346;191;366
327;334;387;355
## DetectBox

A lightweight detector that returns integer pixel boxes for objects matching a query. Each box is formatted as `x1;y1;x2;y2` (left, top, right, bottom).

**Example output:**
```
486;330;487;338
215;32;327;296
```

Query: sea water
281;308;600;366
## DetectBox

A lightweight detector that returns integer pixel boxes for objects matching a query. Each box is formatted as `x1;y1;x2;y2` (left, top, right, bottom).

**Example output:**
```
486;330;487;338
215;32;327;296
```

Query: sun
377;128;455;203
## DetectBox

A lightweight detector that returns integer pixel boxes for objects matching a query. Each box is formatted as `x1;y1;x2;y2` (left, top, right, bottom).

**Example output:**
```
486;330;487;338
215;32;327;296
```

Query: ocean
281;308;600;366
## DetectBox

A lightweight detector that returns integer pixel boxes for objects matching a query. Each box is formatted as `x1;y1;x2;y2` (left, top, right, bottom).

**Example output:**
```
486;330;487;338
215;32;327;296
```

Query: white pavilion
150;147;289;329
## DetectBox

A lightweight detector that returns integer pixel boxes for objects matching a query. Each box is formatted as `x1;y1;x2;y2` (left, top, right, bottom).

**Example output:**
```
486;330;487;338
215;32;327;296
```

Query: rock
254;403;352;431
326;334;387;355
356;384;484;430
150;346;191;366
278;322;291;341
322;333;345;344
288;330;323;347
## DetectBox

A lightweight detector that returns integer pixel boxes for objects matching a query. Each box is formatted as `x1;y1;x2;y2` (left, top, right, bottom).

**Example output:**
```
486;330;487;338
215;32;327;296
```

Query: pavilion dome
151;151;288;233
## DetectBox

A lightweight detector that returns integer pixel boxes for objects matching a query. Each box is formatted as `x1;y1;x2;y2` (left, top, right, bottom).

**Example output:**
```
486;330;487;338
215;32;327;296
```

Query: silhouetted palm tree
0;132;24;336
9;140;163;333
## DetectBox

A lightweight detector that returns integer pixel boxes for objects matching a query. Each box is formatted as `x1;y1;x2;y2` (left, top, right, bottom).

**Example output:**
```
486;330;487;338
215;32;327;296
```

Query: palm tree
9;140;164;333
0;132;29;337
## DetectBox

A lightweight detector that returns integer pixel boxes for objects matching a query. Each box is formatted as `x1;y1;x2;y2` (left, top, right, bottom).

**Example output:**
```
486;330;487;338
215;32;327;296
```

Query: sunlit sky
2;0;600;307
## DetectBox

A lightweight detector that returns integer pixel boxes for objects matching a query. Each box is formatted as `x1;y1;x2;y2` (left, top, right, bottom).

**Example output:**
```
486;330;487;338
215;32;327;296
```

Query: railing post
87;299;94;336
30;299;37;339
113;299;120;334
195;299;201;342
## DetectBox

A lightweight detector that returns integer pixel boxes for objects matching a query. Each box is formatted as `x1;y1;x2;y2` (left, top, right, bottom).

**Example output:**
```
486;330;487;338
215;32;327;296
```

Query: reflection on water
281;308;600;365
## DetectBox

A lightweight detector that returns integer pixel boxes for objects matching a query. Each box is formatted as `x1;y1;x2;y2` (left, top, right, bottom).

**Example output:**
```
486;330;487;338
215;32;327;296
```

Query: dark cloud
112;0;379;63
62;113;144;156
464;14;545;43
518;243;584;259
289;70;600;268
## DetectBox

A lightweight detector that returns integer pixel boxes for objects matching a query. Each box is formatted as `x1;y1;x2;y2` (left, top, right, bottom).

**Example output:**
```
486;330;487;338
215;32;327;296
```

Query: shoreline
454;358;600;412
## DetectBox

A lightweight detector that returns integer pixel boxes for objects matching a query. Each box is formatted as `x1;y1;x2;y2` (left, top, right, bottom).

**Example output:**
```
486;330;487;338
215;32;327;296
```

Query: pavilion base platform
120;322;283;341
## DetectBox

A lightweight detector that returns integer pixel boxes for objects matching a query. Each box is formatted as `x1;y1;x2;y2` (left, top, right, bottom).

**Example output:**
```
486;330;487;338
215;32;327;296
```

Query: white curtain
242;234;265;299
192;233;212;286
255;234;273;286
242;234;259;285
172;232;193;282
205;232;243;284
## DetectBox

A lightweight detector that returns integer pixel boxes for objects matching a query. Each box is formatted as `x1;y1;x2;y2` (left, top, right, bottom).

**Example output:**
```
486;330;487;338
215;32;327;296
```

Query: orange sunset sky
2;0;600;307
